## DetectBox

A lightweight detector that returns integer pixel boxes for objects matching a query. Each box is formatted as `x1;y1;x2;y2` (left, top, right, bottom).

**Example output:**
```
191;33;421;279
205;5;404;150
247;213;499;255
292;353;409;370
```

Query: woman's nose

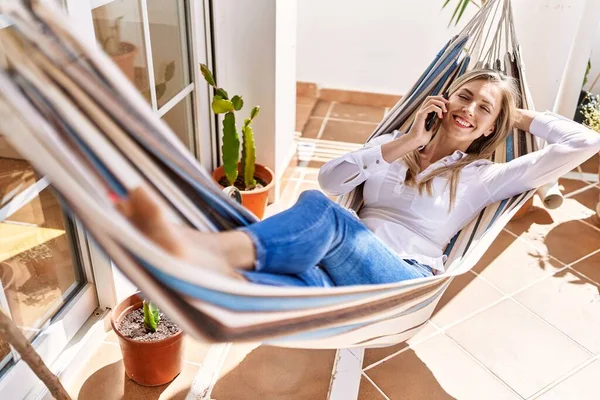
462;102;476;115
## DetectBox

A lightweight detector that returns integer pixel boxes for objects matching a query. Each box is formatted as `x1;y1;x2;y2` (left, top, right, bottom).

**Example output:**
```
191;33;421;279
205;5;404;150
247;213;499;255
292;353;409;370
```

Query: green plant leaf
232;95;244;111
143;300;160;332
212;99;234;114
215;88;229;100
200;63;216;86
155;83;167;100
165;61;175;82
250;106;260;120
222;112;240;186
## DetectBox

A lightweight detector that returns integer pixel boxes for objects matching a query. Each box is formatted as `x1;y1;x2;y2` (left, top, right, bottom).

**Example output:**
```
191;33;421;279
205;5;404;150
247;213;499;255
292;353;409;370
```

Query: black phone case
425;92;448;131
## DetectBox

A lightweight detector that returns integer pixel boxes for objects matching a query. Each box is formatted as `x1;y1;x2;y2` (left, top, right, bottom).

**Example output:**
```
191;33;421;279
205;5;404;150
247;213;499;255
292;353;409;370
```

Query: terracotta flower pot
111;293;184;386
212;163;275;219
110;42;137;84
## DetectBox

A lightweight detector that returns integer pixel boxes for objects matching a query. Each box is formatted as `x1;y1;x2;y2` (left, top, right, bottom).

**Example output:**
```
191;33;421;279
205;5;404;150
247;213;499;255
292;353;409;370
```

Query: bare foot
117;186;243;279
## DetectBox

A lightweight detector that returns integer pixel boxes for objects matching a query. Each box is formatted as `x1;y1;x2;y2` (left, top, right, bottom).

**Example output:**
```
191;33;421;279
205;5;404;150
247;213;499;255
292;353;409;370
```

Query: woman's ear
484;125;495;137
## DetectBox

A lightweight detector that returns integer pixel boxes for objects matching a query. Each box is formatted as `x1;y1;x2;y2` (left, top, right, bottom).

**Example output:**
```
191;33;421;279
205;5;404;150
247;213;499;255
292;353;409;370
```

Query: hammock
0;0;538;349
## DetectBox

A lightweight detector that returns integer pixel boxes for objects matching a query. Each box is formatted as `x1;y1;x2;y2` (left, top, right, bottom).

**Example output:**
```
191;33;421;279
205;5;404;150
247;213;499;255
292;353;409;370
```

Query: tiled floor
70;95;600;399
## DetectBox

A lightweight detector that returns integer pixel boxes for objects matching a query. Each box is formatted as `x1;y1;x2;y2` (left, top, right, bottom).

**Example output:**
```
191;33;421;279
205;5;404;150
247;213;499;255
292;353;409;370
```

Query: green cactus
200;63;261;190
241;107;260;188
143;300;160;332
222;112;240;186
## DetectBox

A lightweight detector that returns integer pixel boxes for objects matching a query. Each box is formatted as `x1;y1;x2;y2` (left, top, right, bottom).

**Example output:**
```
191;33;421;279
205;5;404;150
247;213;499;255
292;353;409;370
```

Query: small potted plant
111;292;184;386
574;60;597;124
101;16;138;84
200;64;275;219
580;100;600;218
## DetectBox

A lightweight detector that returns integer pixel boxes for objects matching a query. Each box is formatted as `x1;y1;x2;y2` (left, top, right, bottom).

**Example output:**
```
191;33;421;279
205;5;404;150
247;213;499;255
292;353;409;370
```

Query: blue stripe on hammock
139;259;442;312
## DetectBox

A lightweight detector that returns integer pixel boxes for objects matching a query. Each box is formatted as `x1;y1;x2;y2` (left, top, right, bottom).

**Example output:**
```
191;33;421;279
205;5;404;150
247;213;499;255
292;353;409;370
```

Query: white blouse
318;112;600;273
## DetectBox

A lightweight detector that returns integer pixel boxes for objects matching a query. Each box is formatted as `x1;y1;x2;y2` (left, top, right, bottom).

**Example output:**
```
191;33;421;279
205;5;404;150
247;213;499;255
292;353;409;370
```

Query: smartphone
425;92;449;131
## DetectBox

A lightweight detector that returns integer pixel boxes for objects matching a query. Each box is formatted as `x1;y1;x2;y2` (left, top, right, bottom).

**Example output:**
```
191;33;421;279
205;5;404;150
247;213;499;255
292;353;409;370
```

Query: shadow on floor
362;348;457;400
76;360;188;400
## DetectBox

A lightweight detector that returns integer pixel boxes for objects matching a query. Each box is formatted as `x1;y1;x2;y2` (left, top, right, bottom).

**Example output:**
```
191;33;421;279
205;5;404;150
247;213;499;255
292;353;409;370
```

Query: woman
120;69;600;287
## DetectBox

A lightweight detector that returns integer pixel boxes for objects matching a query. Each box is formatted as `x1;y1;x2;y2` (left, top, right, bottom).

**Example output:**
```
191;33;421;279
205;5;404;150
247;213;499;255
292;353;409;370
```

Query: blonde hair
403;69;520;208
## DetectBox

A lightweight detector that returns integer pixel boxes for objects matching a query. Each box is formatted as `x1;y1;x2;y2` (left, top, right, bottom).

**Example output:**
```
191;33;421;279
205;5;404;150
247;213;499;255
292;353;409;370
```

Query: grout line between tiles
360;371;392;400
442;333;526;399
563;181;599;198
524;356;598;400
505;296;594;355
362;325;442;371
315;102;336;140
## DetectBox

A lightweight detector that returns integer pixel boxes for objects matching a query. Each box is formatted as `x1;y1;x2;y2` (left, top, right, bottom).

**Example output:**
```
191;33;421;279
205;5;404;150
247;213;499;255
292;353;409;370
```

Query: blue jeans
240;190;434;287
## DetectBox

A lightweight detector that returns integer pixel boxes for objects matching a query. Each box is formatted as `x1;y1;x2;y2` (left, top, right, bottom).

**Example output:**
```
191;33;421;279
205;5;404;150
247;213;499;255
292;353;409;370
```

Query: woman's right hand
407;95;449;147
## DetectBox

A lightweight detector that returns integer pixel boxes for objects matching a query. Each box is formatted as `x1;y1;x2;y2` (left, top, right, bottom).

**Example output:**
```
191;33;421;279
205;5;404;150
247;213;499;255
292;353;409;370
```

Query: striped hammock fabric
0;0;539;349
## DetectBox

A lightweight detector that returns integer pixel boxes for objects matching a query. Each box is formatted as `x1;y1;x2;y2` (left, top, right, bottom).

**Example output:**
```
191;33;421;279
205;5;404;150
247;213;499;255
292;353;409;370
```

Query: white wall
212;0;297;200
297;0;592;112
583;24;600;93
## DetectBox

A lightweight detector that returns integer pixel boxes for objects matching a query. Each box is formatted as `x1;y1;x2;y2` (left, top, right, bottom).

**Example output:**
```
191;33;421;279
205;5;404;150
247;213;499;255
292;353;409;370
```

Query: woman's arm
480;110;600;203
318;133;396;196
318;95;447;196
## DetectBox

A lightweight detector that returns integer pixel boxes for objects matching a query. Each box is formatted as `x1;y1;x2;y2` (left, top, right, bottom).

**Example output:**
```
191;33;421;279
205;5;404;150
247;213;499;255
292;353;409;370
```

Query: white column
211;0;297;202
553;0;600;118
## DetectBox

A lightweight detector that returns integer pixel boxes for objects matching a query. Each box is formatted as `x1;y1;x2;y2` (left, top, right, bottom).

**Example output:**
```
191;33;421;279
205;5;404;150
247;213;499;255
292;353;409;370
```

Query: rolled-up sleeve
318;133;396;196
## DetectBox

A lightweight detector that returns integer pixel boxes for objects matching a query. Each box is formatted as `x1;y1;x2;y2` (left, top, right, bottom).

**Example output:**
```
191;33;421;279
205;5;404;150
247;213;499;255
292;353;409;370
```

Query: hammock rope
0;0;537;349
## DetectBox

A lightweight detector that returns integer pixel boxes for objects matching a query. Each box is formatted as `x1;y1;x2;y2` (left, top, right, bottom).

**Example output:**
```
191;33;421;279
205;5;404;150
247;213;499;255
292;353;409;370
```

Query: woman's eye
458;94;468;100
481;106;490;113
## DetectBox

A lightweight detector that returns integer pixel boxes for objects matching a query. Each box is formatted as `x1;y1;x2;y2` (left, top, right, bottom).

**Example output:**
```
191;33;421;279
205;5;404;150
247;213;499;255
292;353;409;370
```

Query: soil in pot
218;174;268;191
117;308;181;342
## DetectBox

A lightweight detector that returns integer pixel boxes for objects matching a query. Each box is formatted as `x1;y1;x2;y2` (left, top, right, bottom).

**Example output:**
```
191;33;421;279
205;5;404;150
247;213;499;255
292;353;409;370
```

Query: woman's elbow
317;172;345;197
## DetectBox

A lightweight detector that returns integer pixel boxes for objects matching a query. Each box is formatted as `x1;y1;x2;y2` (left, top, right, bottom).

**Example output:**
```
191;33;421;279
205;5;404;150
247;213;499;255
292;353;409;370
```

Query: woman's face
441;79;503;144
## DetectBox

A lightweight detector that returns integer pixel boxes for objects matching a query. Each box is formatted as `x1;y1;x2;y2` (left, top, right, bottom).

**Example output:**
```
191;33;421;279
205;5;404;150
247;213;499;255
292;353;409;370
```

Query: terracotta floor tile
446;299;591;398
211;346;336;400
312;100;332;117
571;251;600;289
301;117;325;139
69;342;199;400
505;198;600;265
430;271;504;328
366;334;519;400
559;178;592;195
567;185;600;213
537;360;600;400
578;153;599;174
296;96;317;107
329;103;386;123
295;104;315;132
362;322;439;368
357;376;387;399
514;269;600;353
320;120;378;144
182;337;211;365
472;231;564;294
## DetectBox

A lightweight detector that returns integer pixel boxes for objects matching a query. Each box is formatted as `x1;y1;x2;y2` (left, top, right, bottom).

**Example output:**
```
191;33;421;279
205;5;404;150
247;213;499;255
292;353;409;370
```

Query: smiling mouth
453;115;473;129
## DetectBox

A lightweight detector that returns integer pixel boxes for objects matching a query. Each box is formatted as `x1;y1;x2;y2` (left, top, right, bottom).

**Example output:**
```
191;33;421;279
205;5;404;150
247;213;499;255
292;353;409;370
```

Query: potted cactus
200;64;275;219
111;292;184;386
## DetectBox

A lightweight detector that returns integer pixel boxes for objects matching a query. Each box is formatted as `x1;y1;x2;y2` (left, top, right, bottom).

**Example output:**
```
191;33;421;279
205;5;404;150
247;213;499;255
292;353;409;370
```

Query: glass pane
0;142;84;348
92;0;152;104
147;0;191;108
162;94;194;149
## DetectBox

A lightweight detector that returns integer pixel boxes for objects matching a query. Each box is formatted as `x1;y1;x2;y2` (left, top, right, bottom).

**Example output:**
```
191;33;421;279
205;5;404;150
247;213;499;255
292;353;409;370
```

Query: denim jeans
240;190;434;287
